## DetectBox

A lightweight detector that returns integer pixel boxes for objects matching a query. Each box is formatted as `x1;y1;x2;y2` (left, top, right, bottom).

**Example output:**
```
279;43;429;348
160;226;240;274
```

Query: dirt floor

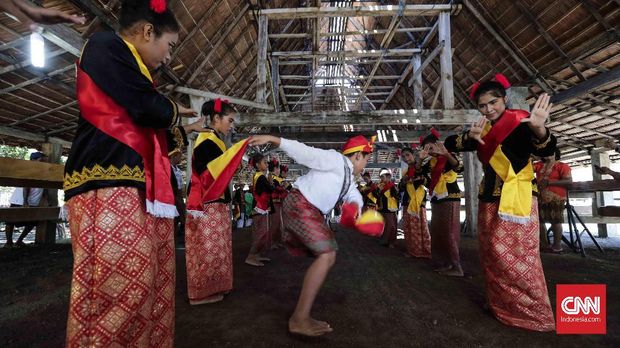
0;226;618;348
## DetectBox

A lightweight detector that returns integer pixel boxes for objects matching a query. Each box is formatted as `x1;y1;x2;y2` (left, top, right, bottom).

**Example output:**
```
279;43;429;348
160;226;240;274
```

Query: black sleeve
80;32;178;129
390;186;398;197
255;175;273;195
531;128;557;158
193;140;223;176
444;133;477;153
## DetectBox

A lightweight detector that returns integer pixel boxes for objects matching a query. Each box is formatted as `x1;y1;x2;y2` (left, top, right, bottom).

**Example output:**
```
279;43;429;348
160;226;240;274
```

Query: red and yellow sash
186;132;249;216
403;168;426;216
429;157;457;200
253;172;271;214
76;61;177;218
380;182;398;212
478;109;534;223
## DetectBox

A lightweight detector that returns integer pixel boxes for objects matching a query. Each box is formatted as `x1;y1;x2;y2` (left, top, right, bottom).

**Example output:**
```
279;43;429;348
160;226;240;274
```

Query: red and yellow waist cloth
253;172;271;214
477;109;535;224
68;37;178;217
186;132;249;217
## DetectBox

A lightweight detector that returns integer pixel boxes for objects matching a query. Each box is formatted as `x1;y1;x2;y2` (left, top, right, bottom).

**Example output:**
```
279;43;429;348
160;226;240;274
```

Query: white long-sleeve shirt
279;138;363;215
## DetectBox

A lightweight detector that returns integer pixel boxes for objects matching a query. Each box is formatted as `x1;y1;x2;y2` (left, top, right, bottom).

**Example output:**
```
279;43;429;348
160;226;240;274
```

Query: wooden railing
0;157;64;244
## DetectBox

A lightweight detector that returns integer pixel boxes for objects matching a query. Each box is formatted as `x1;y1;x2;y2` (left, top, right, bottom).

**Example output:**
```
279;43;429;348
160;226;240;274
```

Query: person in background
3;152;47;248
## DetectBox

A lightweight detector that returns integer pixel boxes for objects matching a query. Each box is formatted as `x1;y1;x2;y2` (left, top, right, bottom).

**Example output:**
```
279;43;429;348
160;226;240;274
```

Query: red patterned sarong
403;209;430;258
66;187;175;347
381;212;398;245
282;189;337;257
430;200;461;265
270;203;283;244
185;203;233;302
249;213;270;255
478;199;555;331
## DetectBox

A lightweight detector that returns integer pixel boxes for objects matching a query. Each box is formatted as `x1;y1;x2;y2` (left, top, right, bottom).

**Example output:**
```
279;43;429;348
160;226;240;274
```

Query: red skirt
249;213;270;255
270;203;283;243
478;199;555;331
65;187;175;348
403;208;431;258
185;203;233;302
281;189;337;257
430;200;461;265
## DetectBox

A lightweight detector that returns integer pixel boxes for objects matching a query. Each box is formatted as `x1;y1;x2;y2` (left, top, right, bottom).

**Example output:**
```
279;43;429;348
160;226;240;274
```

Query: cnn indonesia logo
556;284;606;334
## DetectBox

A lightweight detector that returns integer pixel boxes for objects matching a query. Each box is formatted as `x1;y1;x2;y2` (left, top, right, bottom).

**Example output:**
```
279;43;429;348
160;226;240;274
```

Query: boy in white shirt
248;134;371;337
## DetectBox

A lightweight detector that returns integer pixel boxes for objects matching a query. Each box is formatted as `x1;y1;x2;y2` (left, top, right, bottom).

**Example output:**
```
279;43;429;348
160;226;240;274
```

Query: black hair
555;148;561;161
473;81;506;104
251;153;265;170
119;0;180;37
201;100;237;123
268;160;279;172
421;134;438;146
362;172;371;177
401;147;414;155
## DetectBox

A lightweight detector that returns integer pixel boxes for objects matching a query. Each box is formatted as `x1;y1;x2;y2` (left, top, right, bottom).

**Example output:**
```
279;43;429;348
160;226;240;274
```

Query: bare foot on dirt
433;265;452;273
189;294;224;305
245;257;265;267
440;268;464;277
289;317;333;337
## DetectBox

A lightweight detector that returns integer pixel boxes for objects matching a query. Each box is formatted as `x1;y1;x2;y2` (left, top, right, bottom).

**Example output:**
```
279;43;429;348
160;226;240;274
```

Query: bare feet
245;257;265;267
189;294;224;305
433;265;452;273
289;317;333;337
440;267;464;277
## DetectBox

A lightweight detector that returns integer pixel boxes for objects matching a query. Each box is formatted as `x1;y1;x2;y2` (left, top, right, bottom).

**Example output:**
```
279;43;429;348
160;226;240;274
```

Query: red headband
430;128;441;139
468;73;511;101
150;0;167;13
214;98;230;113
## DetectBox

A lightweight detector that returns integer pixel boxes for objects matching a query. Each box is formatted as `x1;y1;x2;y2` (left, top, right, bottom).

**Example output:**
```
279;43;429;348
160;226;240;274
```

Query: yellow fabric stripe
433;170;457;198
194;132;226;152
382;188;398;211
488;145;534;222
253;172;263;187
206;139;247;179
406;182;426;215
121;39;153;83
357;210;384;224
342;144;366;155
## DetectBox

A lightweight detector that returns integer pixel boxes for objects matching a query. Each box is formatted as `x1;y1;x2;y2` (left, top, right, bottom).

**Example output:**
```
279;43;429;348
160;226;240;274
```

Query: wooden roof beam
260;5;457;19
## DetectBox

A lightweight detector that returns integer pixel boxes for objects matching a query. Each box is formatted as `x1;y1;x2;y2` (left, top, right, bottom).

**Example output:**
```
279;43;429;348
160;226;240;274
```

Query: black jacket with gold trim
444;122;556;202
192;132;231;204
64;32;184;201
424;155;464;203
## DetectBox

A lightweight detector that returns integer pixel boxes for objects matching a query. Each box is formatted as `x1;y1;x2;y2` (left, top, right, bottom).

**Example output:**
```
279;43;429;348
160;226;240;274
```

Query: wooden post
463;151;482;237
437;12;454;109
256;14;268;104
187;95;205;192
411;54;423;109
271;58;280;111
36;142;62;244
591;149;615;238
508;86;530;111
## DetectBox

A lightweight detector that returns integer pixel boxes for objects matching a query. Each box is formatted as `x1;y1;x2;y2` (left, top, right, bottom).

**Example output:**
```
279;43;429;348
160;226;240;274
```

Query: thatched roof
0;0;618;168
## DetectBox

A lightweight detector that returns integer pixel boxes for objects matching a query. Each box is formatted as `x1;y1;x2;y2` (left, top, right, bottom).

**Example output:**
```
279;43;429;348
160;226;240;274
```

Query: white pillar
591;149;615;238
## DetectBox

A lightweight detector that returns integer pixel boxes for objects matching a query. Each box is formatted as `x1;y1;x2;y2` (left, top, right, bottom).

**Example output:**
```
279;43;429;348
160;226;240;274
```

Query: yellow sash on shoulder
381;186;399;212
488;145;534;224
430;158;458;200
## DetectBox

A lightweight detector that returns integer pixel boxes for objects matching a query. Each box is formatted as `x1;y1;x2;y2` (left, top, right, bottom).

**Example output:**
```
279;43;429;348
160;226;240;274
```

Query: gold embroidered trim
64;164;145;190
533;130;551;149
456;134;464;150
172;126;184;151
168;98;179;127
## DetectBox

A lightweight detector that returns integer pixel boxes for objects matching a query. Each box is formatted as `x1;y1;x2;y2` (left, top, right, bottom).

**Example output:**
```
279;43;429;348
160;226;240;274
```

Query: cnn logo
560;296;600;315
556;284;606;335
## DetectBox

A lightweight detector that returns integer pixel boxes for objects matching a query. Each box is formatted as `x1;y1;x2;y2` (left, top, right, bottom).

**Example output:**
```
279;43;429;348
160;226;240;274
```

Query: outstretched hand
248;135;281;147
177;104;198;117
183;116;212;134
468;116;487;145
5;0;85;31
521;93;552;130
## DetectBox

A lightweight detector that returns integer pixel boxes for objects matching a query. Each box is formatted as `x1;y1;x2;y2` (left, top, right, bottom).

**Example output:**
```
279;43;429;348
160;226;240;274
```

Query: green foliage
0;145;29;160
